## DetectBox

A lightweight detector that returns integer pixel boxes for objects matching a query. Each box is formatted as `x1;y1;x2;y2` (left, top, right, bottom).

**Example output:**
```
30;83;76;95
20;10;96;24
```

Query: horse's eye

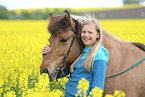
60;38;68;43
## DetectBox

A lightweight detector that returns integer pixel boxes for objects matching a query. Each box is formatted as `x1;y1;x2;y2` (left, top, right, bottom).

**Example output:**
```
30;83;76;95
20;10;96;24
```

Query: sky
0;0;123;10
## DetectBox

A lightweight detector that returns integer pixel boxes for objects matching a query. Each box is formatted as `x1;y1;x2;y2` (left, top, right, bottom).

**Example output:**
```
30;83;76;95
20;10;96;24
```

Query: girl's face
81;24;99;48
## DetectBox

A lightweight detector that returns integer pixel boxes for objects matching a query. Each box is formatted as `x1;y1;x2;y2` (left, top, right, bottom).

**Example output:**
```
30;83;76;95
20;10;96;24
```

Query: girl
42;17;109;97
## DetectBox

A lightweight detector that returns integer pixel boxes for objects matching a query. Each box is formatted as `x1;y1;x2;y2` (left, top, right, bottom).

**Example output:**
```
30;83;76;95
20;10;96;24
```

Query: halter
55;27;77;76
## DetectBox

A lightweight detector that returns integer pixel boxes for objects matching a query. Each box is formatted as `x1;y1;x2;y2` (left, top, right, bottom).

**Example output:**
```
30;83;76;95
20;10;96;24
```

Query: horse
40;10;145;97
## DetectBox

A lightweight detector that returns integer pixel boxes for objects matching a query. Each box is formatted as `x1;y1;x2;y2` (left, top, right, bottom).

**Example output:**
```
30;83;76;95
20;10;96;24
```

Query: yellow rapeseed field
0;19;145;97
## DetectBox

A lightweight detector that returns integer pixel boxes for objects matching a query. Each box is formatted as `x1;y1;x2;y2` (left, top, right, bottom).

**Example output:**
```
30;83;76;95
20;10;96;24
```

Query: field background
0;18;145;97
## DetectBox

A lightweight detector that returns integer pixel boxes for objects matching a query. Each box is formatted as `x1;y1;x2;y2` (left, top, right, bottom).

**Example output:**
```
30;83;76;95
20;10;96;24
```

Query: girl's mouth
82;37;90;41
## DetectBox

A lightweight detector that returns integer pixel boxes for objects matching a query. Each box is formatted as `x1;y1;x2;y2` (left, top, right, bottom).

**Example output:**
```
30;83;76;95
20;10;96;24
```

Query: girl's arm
42;45;70;78
91;60;107;91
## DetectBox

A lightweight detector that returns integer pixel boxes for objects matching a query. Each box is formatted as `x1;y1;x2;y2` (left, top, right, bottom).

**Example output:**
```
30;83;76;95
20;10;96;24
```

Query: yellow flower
105;94;114;97
2;19;144;97
77;78;89;96
4;91;16;97
75;94;78;97
113;90;125;97
0;79;3;87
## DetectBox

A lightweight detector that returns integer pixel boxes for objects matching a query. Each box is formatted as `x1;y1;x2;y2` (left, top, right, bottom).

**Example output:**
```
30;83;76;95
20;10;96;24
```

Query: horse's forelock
48;15;70;36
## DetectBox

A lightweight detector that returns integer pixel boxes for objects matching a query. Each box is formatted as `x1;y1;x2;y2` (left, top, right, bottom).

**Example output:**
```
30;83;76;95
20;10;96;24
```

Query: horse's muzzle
40;68;58;81
49;69;58;81
40;68;49;75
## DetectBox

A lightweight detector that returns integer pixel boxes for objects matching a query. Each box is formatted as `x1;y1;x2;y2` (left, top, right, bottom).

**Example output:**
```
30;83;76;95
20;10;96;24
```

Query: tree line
0;5;79;20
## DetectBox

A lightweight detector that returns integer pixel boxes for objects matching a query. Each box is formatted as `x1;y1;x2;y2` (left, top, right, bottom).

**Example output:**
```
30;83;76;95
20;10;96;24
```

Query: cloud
0;0;123;10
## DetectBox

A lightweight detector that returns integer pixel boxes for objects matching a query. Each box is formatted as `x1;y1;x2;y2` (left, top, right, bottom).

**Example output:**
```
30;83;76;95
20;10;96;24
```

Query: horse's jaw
49;69;58;81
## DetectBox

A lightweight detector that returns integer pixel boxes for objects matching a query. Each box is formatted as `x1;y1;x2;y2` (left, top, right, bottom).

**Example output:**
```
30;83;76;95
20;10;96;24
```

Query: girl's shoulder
94;46;109;62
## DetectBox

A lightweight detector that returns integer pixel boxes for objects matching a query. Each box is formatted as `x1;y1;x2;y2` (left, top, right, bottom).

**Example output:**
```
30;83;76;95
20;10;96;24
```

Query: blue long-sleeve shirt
57;45;109;97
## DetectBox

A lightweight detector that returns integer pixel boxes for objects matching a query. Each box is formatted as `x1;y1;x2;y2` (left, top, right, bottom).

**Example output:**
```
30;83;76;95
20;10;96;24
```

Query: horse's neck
102;29;123;75
102;29;122;48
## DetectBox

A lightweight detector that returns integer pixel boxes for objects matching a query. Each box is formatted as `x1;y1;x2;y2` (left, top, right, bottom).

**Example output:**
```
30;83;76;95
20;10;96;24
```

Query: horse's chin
49;70;58;81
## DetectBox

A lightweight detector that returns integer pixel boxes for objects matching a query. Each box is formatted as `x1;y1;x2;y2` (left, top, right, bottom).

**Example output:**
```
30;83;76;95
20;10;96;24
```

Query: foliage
0;19;145;97
123;0;140;4
0;5;9;19
8;8;79;20
8;5;145;20
0;4;144;20
76;78;89;96
75;78;125;97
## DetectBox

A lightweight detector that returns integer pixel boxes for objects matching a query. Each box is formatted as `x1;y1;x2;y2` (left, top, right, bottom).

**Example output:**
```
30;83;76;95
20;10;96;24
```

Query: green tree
123;0;140;4
31;10;43;19
0;5;9;19
21;11;31;19
9;11;16;19
42;8;50;19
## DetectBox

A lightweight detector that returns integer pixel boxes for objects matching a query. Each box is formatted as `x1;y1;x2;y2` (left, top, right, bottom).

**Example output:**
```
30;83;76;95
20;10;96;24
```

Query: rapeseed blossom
113;90;125;97
76;78;125;97
89;86;103;97
76;78;89;96
0;19;144;97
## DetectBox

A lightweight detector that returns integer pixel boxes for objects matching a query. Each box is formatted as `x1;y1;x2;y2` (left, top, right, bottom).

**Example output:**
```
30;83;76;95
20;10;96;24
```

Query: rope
56;78;66;90
106;58;145;78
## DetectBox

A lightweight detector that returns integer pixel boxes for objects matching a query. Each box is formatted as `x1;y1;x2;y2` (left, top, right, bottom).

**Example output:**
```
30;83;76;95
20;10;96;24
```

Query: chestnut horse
40;10;145;97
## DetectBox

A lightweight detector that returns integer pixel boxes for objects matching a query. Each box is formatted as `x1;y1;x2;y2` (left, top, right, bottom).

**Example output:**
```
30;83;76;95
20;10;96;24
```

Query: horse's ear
49;13;53;20
64;10;74;27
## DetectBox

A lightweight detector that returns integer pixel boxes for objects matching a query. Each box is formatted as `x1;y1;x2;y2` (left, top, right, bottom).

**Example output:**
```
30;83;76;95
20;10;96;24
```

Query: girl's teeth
84;38;89;40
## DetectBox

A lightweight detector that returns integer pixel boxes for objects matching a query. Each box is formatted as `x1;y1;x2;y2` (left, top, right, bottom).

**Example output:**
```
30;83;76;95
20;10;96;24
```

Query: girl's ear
97;32;100;38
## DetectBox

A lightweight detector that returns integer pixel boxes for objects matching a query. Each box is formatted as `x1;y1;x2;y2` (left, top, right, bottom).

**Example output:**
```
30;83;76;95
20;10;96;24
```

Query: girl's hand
42;44;51;55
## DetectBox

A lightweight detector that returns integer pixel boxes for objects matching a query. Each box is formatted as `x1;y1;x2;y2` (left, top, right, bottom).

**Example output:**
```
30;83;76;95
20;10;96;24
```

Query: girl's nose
84;32;89;36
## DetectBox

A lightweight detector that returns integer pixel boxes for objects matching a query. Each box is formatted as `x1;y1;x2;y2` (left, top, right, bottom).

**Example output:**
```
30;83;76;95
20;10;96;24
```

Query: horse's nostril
44;68;49;75
41;68;49;75
44;68;49;73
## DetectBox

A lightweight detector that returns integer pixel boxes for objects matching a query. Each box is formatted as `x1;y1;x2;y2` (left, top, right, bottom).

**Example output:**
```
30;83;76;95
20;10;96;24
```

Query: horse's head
40;10;82;81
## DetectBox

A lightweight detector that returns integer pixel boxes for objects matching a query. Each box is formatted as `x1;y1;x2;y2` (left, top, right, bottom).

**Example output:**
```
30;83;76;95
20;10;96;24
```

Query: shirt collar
83;47;92;53
83;45;104;53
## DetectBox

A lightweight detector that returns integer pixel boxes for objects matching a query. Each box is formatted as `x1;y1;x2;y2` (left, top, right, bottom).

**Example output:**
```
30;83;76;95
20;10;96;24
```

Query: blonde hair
70;15;103;73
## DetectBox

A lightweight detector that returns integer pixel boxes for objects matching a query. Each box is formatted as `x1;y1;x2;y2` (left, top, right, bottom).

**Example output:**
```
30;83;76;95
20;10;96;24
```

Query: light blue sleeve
91;60;107;91
94;50;109;62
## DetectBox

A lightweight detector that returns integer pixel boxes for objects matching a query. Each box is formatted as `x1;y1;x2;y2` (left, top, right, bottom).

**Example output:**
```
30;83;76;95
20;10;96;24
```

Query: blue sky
0;0;123;10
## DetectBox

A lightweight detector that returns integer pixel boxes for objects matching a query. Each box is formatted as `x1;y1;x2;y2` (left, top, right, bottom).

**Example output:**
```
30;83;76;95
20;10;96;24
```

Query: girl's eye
82;31;86;33
60;38;68;43
89;32;93;34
